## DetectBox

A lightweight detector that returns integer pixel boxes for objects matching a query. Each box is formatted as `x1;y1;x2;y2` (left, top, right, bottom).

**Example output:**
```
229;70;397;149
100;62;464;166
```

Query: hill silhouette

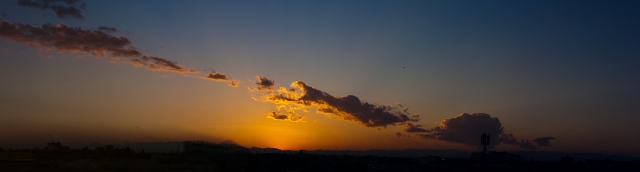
220;140;240;146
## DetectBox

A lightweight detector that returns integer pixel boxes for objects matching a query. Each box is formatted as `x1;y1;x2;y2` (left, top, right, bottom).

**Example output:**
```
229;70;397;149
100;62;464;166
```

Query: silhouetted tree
95;147;105;153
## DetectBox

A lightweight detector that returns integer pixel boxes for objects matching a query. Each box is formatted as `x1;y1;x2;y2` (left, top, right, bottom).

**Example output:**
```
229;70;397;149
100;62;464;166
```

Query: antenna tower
481;131;490;154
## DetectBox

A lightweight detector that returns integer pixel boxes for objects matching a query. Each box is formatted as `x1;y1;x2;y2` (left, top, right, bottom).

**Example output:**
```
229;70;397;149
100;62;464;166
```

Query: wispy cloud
262;81;419;128
266;111;304;122
17;0;86;19
97;26;116;33
0;20;199;73
203;71;239;87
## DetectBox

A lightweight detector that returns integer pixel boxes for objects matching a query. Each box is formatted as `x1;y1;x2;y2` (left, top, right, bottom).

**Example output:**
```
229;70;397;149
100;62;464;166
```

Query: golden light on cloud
203;71;240;87
260;81;419;128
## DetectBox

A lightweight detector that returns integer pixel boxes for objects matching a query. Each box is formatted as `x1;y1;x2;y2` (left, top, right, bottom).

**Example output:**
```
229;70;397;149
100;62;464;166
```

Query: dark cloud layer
415;113;503;147
532;137;555;147
499;133;535;150
0;20;198;73
203;72;239;87
413;113;553;150
254;76;275;91
266;111;304;122
263;81;419;128
17;0;86;19
404;123;428;133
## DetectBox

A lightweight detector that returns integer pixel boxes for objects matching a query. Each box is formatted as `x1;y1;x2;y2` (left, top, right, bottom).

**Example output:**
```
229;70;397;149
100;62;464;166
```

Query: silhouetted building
470;151;525;164
560;155;575;164
0;151;35;161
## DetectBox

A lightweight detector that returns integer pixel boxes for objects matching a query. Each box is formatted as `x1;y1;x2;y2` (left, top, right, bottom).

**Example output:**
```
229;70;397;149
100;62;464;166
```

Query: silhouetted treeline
1;143;639;172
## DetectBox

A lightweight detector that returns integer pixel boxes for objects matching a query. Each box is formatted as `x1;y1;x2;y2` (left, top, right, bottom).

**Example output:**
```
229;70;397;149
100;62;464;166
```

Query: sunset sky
1;0;639;156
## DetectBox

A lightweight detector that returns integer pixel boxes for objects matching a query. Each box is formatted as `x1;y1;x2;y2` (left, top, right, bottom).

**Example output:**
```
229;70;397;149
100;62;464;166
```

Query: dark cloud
17;0;86;19
415;113;503;147
413;113;553;150
203;71;239;87
266;111;304;122
532;137;555;147
499;133;535;150
97;26;116;33
403;123;428;133
262;81;419;127
0;20;198;73
204;72;227;80
395;132;403;137
228;81;239;87
253;76;275;91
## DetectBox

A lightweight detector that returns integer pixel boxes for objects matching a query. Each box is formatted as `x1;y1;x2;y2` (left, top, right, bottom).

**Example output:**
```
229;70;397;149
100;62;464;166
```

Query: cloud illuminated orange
0;20;199;73
203;71;239;87
261;81;419;128
250;76;275;91
266;111;305;122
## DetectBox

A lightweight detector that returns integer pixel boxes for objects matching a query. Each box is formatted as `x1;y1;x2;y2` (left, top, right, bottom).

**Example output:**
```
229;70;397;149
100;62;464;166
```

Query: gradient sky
1;0;639;156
